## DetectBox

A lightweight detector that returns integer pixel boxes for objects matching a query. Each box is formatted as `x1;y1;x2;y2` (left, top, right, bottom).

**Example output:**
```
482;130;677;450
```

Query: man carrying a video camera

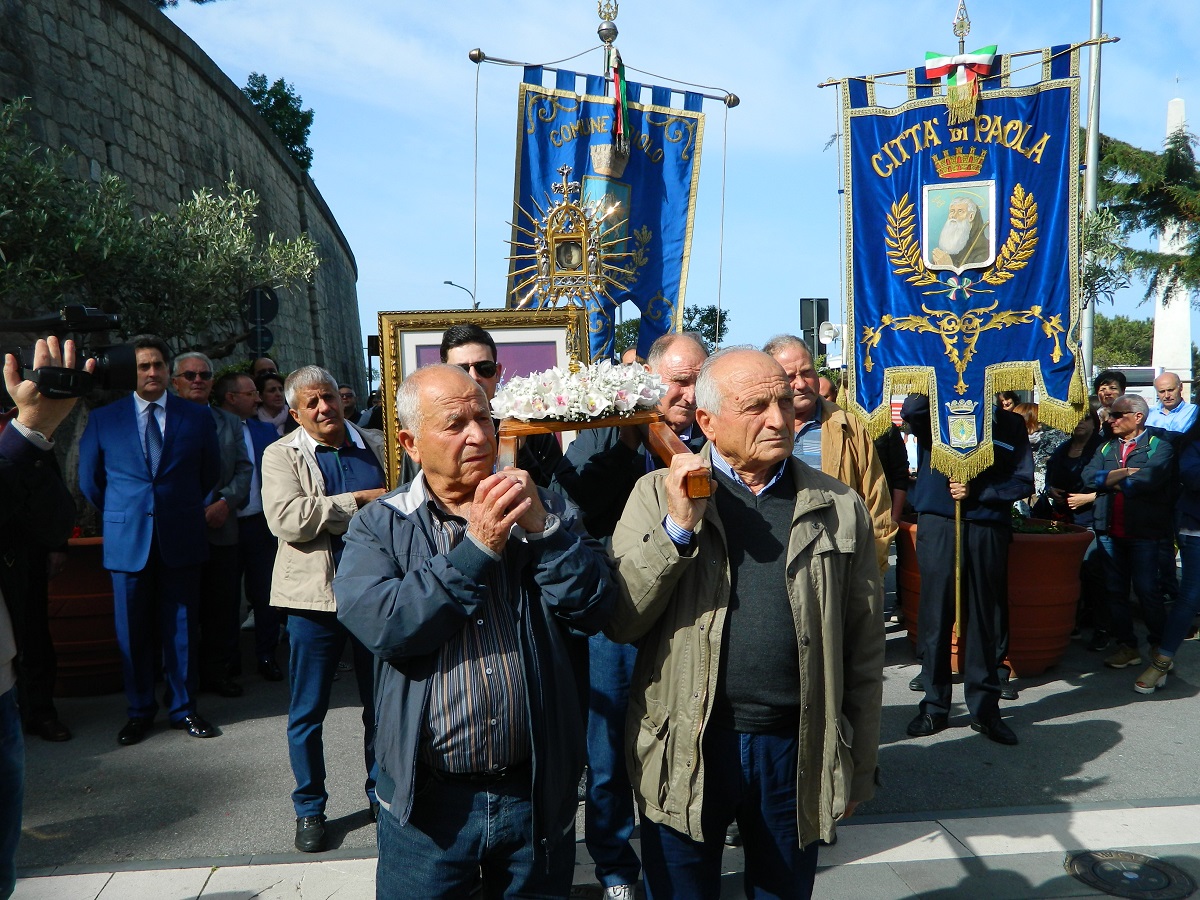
0;337;94;899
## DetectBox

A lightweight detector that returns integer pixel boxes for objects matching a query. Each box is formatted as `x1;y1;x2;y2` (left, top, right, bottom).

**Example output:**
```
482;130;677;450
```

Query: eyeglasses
177;370;213;382
1109;410;1136;420
456;360;498;378
339;393;355;401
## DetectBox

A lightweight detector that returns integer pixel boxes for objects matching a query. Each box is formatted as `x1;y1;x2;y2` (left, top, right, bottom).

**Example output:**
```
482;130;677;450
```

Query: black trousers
916;513;1011;721
199;543;241;682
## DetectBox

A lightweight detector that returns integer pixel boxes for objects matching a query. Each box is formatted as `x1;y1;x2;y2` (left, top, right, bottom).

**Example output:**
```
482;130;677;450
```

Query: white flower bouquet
491;360;666;422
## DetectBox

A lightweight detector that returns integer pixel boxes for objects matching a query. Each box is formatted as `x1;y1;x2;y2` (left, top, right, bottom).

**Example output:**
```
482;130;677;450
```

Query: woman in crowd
256;372;295;436
1014;401;1068;499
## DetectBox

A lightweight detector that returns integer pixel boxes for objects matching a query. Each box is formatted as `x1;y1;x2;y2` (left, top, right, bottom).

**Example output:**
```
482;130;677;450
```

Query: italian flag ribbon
946;275;974;300
924;44;997;125
924;45;998;87
606;45;631;157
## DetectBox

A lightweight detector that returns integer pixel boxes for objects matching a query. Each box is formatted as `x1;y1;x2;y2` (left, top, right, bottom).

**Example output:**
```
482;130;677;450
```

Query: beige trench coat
608;446;884;847
261;423;387;612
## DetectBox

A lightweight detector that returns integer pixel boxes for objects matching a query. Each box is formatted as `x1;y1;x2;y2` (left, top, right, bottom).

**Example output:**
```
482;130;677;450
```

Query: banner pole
955;498;963;648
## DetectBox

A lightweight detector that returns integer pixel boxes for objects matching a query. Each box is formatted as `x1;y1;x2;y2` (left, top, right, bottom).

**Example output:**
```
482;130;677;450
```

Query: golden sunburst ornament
509;165;631;310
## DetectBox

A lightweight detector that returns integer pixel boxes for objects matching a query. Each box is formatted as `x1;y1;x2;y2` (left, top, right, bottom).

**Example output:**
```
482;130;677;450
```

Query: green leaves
0;98;319;358
243;73;314;171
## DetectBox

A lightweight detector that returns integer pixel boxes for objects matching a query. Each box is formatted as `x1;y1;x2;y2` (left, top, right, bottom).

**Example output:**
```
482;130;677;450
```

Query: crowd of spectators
6;331;1200;899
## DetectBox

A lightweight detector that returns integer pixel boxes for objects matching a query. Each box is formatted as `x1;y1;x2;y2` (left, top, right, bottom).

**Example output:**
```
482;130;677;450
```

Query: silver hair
1117;393;1150;418
761;334;812;360
283;365;339;408
173;351;214;375
694;345;761;416
395;364;483;440
646;331;709;372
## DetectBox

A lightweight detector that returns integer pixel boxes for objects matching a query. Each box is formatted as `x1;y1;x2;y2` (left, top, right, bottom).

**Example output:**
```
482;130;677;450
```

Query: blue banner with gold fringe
507;71;704;360
840;45;1086;482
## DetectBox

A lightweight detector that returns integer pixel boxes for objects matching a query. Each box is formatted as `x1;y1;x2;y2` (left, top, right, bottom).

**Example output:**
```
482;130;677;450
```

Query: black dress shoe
170;713;219;738
998;676;1019;701
370;801;380;823
906;712;949;737
724;822;742;847
257;658;284;682
295;814;327;852
908;675;923;692
27;715;72;742
971;717;1018;745
117;717;153;746
201;677;244;698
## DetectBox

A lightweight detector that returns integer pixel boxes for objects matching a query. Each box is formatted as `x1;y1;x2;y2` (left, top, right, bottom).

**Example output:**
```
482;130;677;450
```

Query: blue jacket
901;396;1034;524
333;474;617;853
78;393;220;572
1083;429;1176;539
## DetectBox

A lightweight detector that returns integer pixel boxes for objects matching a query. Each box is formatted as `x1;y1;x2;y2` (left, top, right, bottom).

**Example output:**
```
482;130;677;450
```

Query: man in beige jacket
610;348;884;900
764;335;895;572
261;366;387;854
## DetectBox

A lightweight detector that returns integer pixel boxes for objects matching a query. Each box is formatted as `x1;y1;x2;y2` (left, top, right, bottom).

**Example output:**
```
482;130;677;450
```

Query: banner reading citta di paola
838;44;1086;482
507;68;704;361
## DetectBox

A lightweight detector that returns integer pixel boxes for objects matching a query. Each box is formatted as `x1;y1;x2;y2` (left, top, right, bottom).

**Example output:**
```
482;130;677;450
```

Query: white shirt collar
295;421;365;454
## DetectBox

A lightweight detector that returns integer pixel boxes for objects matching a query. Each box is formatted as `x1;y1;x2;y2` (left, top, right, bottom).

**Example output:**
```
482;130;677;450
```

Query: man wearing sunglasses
1081;394;1177;672
424;324;562;488
173;353;252;701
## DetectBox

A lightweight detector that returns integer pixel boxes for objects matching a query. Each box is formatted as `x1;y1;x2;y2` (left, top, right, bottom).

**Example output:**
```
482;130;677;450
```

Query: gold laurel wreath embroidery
615;225;652;287
884;194;940;287
864;185;1052;395
980;184;1038;285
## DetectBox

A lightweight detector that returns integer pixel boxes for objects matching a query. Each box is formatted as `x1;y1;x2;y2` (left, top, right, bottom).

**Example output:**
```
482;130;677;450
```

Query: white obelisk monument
1151;98;1193;399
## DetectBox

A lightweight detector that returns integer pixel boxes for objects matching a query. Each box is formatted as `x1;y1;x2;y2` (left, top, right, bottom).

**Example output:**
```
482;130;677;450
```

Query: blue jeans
1159;533;1200;657
1095;536;1166;650
640;725;819;900
375;766;575;899
0;686;24;900
286;610;377;817
585;632;640;888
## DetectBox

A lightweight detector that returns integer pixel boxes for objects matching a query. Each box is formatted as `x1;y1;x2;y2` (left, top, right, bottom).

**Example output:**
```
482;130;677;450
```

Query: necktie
146;403;163;476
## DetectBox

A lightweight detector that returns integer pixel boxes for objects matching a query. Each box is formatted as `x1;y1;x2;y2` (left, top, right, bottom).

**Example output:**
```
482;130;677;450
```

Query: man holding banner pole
902;395;1032;745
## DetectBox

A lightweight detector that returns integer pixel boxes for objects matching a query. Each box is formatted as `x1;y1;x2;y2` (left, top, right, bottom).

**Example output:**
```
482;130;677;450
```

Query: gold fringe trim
931;441;995;485
946;81;978;126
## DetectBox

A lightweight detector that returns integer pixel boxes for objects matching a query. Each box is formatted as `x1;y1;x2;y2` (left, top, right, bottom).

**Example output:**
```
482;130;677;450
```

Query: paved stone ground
17;570;1200;896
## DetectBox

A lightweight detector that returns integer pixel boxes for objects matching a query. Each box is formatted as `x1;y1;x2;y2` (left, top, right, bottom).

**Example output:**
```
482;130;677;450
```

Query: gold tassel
946;81;978;126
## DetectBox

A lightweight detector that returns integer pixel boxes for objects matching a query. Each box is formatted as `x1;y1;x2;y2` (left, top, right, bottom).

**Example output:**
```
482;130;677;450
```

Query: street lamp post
443;280;478;310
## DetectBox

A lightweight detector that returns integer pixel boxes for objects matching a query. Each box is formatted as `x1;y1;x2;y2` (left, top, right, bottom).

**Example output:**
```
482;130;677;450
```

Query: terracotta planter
47;537;123;697
896;518;1093;677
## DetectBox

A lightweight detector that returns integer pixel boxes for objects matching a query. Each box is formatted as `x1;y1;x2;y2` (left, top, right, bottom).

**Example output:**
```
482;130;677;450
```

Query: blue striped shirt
421;503;531;773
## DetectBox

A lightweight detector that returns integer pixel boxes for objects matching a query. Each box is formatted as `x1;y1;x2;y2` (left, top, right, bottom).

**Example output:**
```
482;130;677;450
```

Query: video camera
1;306;137;398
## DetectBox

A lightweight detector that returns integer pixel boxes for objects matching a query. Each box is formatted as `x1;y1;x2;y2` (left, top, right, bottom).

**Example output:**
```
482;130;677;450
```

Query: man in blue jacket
335;364;617;899
78;335;221;745
902;395;1033;746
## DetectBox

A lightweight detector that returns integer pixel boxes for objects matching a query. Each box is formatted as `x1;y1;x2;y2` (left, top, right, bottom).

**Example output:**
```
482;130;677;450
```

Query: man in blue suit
78;335;221;745
214;371;283;681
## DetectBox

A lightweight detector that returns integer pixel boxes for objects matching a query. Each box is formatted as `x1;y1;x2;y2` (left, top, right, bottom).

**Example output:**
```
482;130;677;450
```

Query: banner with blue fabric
507;69;704;360
840;45;1086;482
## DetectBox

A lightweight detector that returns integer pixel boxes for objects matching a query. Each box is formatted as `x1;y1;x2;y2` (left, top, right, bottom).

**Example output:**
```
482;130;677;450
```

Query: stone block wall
0;0;365;387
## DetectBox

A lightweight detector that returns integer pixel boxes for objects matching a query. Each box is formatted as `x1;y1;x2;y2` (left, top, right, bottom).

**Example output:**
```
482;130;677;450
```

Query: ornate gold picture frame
377;308;590;488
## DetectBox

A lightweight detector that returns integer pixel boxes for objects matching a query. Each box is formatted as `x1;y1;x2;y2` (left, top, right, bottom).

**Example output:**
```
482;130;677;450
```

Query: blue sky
165;0;1200;360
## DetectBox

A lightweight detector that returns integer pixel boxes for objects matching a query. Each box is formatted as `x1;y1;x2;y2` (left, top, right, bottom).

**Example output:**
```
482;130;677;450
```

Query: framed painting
377;308;590;488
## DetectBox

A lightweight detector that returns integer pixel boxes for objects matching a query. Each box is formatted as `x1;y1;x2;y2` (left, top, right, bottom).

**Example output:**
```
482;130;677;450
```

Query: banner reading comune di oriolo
840;44;1086;483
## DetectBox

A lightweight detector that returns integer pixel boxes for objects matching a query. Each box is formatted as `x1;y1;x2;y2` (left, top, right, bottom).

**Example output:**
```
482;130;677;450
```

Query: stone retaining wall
0;0;364;385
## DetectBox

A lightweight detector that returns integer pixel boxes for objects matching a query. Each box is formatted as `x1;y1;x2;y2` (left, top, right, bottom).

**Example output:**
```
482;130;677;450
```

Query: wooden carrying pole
496;411;711;498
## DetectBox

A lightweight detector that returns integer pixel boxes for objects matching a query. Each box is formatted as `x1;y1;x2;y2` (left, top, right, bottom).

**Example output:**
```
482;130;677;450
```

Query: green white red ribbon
607;45;630;157
924;45;998;88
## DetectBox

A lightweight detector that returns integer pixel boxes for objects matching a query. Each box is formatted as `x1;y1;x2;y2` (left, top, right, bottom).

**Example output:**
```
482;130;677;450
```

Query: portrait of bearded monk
930;196;991;270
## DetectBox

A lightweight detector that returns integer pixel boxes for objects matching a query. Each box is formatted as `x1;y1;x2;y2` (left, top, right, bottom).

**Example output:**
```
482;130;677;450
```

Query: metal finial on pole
598;0;618;45
952;0;971;55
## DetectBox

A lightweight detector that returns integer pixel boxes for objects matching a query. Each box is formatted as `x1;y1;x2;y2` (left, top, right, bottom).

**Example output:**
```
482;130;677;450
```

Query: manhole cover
1065;850;1196;899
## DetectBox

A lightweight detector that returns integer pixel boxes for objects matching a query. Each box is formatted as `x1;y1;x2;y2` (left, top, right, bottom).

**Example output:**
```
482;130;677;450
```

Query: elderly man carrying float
334;364;617;899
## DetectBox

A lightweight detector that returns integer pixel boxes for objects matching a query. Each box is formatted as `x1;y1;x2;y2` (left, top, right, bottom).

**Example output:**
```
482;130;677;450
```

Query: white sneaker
602;886;635;900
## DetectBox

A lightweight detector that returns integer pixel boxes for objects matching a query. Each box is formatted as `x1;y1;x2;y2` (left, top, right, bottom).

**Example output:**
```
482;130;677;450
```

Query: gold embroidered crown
946;398;979;415
590;143;629;179
933;147;987;179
